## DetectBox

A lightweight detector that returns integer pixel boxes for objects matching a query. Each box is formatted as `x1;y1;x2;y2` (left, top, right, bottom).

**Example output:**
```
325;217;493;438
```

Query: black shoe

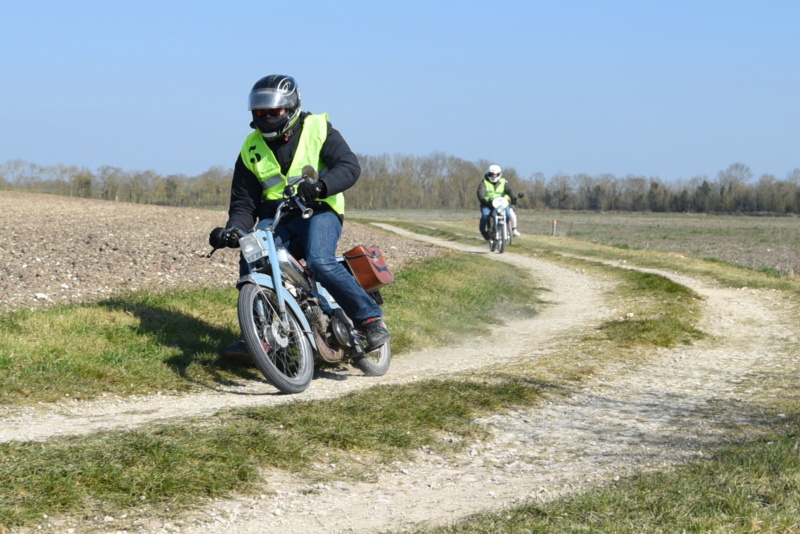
223;338;251;359
358;317;390;351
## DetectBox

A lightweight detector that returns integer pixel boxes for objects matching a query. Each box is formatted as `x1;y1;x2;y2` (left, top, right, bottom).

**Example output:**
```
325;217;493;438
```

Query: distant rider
477;164;521;239
209;74;390;357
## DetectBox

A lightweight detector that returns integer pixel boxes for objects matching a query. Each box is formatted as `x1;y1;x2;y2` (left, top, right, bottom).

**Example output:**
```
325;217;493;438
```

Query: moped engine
330;312;353;348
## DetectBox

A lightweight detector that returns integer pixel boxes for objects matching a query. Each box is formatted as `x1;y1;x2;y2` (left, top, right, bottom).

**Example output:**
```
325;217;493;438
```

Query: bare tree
717;162;753;212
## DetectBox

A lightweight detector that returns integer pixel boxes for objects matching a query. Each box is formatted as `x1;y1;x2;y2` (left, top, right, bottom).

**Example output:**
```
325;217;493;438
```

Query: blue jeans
479;206;511;236
249;211;382;325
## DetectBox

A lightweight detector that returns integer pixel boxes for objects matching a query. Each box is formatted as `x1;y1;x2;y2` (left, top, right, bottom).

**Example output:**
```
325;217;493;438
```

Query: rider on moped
209;74;390;357
477;164;521;240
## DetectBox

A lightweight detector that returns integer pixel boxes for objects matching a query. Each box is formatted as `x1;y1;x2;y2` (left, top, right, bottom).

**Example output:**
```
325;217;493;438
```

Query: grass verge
0;376;546;528
0;251;539;406
376;218;800;295
5;219;785;532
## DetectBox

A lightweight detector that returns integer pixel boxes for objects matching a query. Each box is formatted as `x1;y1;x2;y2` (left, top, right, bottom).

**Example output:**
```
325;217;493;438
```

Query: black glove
209;227;238;249
297;181;324;203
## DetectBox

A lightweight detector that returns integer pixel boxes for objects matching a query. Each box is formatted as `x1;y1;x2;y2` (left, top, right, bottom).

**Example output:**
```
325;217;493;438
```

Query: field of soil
1;191;798;533
0;192;438;314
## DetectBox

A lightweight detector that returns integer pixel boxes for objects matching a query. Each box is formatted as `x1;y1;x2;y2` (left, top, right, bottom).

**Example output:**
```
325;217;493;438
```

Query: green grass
0;251;540;406
380;217;800;294
383;251;541;353
0;287;253;404
4;213;800;532
0;377;545;527
599;269;705;347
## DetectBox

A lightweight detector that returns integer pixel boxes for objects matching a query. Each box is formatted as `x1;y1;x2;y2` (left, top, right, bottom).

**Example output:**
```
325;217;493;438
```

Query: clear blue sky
1;0;798;183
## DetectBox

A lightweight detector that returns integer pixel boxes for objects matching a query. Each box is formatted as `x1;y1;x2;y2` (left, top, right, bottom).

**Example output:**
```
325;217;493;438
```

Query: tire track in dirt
176;229;797;534
7;227;798;534
0;229;612;444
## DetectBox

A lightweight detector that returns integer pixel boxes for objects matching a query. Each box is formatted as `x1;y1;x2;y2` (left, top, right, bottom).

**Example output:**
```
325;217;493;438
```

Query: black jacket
225;111;361;231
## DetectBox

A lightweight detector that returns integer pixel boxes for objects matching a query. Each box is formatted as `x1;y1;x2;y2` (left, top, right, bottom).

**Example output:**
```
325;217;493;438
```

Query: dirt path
6;227;799;534
0;229;610;443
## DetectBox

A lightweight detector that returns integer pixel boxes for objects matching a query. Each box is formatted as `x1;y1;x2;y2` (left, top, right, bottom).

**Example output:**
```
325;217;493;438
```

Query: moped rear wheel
238;284;313;394
352;341;392;376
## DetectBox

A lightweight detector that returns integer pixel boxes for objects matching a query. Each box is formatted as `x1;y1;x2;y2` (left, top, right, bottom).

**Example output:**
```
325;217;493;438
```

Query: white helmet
486;164;502;183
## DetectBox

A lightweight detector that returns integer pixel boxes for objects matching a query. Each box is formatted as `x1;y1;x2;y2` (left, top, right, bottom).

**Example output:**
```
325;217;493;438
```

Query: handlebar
207;166;320;258
206;226;247;258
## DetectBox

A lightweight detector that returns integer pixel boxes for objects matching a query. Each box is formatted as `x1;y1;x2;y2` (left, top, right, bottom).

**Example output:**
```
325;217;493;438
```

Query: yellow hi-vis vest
483;178;508;201
240;113;345;214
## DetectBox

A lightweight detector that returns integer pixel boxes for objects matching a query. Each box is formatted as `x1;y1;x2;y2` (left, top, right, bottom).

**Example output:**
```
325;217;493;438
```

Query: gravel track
2;191;798;533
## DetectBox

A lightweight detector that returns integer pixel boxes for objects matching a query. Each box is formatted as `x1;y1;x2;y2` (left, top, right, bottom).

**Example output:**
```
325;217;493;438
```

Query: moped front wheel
497;222;506;254
352;341;392;376
238;284;313;394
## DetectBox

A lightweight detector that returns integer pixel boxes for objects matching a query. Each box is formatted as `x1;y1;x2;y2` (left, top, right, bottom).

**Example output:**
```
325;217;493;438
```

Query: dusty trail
6;226;798;534
0;230;609;443
180;229;797;534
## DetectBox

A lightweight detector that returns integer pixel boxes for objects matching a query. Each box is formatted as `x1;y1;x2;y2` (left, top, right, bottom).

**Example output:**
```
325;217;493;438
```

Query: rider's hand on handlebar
209;227;239;249
298;181;324;203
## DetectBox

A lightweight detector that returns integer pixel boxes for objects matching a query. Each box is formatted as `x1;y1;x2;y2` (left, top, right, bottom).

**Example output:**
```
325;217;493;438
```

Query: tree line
2;156;799;215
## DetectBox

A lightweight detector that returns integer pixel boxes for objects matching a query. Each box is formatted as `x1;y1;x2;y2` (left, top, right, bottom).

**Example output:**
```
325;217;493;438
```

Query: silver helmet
248;74;302;139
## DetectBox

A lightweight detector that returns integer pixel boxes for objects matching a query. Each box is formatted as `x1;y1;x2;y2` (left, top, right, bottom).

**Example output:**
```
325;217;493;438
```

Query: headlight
239;231;270;263
492;197;509;209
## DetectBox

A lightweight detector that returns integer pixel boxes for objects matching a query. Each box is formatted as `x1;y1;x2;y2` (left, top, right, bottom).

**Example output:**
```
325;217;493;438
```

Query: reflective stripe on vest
240;113;345;214
483;178;507;201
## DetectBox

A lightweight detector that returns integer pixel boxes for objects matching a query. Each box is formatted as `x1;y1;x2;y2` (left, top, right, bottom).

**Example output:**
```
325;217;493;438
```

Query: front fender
236;275;317;350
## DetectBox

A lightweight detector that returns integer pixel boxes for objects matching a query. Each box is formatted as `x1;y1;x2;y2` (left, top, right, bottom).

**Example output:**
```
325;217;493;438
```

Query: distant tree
3;155;799;215
548;172;573;209
572;173;594;210
525;172;548;210
203;166;233;207
619;175;648;211
649;179;673;212
691;177;714;212
717;162;753;212
95;166;125;201
442;155;481;210
161;174;189;206
121;170;160;204
2;159;41;189
72;169;94;198
671;187;691;212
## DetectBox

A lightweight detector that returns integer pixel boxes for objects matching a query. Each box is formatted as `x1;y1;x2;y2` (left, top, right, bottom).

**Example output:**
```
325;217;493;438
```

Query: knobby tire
352;341;392;376
237;284;313;394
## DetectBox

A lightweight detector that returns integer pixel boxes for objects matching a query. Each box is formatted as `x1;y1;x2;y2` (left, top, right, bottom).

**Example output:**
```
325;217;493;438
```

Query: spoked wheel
237;284;313;394
352;341;392;376
498;223;507;253
487;219;497;252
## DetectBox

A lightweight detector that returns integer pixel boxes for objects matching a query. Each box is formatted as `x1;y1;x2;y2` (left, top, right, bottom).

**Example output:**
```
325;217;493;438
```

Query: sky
1;0;798;183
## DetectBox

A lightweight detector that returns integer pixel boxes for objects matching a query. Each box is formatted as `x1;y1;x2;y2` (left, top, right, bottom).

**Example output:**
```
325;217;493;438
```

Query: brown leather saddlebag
343;245;395;292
